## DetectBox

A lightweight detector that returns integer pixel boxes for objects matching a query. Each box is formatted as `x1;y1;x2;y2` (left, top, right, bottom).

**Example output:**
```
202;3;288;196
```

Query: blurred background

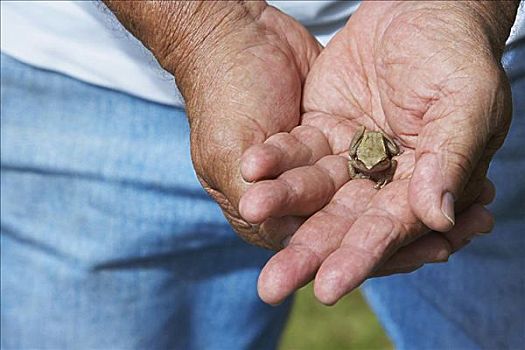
280;284;392;349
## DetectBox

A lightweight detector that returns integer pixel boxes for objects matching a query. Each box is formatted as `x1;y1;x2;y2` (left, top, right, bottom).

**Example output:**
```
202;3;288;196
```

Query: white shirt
0;1;358;107
1;1;523;107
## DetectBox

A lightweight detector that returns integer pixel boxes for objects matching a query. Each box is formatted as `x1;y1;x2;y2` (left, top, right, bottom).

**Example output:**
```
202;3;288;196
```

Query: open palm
240;2;510;304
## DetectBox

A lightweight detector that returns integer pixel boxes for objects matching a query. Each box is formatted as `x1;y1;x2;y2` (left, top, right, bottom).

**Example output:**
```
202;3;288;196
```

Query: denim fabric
0;53;292;350
363;40;525;350
2;41;525;350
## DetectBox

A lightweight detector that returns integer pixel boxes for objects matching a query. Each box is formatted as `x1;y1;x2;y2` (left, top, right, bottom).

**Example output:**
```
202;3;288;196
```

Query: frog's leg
375;179;386;189
389;159;398;179
383;133;400;156
376;176;393;189
374;160;398;189
348;160;358;179
348;159;369;180
349;126;366;157
382;159;398;188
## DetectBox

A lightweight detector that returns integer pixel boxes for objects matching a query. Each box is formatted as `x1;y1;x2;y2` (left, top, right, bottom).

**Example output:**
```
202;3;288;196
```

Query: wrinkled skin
179;4;321;250
240;2;512;304
183;2;495;278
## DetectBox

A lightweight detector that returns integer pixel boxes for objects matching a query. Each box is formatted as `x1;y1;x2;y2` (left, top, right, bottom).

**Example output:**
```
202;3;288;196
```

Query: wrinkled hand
174;3;321;249
104;1;324;249
240;2;514;304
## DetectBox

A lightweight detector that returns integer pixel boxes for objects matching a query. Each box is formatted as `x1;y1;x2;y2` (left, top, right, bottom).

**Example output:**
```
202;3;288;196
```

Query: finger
476;178;496;206
218;197;305;250
313;215;405;305
240;126;331;182
239;155;348;224
313;182;425;305
372;265;423;277
302;112;362;154
257;181;377;305
442;203;494;250
260;216;307;249
409;76;511;233
373;202;494;276
373;233;451;275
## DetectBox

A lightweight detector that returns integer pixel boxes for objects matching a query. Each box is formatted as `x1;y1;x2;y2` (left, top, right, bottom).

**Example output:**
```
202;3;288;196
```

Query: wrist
371;1;519;59
103;1;267;95
445;1;520;57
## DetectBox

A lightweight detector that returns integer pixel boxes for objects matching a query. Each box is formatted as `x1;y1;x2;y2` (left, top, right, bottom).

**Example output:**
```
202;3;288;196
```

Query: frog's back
357;132;388;169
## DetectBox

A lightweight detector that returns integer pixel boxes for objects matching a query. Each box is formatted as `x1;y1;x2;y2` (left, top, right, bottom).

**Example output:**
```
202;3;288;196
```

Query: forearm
449;1;520;56
102;1;266;94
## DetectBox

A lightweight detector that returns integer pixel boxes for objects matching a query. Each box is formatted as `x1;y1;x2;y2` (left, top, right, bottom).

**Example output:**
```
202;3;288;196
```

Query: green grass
279;283;392;350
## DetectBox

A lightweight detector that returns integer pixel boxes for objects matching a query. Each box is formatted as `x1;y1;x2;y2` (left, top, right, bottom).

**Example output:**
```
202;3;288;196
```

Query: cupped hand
176;3;321;249
240;2;513;304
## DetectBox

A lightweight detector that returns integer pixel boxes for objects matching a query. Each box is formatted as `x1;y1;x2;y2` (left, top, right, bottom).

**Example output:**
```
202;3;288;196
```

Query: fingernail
240;177;255;185
281;236;292;248
441;192;455;227
476;219;495;235
267;299;284;307
474;219;495;236
475;231;492;236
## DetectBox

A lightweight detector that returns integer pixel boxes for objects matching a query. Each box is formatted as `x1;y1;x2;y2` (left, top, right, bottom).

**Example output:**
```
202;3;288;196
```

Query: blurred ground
280;284;392;350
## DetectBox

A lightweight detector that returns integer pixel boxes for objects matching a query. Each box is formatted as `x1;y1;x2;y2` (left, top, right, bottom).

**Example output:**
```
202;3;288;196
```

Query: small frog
348;126;400;189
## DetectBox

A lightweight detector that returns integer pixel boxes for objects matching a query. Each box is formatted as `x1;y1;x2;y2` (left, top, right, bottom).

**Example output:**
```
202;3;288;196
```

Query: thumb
409;80;511;232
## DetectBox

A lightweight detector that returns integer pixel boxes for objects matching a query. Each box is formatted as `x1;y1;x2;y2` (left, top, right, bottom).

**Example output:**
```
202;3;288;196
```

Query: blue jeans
363;41;525;349
0;53;292;349
2;39;524;349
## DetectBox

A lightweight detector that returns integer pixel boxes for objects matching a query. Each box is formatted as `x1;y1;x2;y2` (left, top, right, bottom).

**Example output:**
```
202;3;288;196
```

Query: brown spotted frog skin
348;126;400;189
